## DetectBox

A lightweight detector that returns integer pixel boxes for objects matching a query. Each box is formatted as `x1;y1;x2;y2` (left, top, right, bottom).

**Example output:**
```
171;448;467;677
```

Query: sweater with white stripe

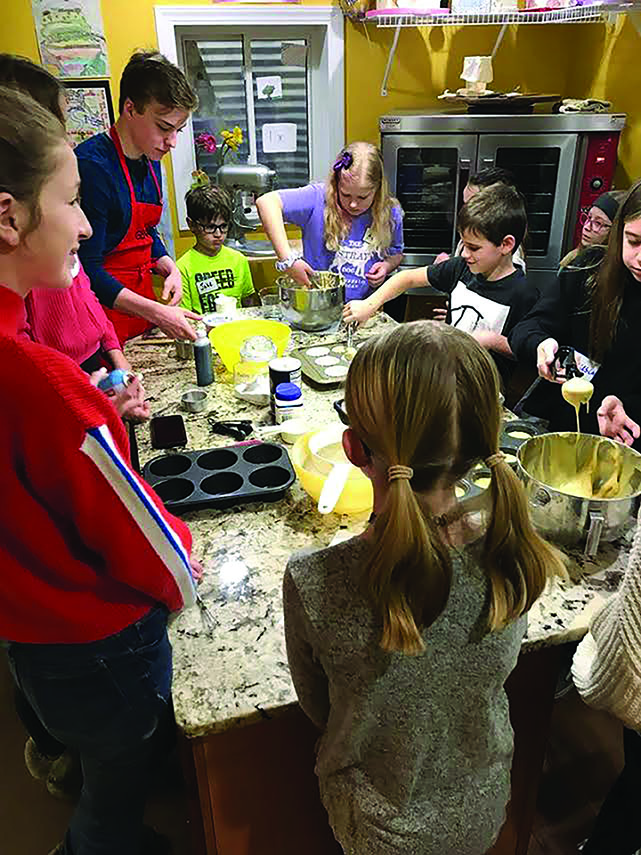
572;507;641;729
0;284;195;644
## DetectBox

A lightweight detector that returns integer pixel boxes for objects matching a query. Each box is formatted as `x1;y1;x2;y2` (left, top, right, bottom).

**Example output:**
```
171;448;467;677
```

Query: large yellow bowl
291;432;374;515
209;319;291;373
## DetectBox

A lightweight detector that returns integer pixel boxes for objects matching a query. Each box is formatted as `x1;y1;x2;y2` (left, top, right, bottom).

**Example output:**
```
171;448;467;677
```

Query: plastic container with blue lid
275;382;303;424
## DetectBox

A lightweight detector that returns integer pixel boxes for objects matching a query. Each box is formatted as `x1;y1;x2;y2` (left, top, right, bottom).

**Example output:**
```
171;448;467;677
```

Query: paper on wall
256;75;283;100
262;123;297;154
281;42;307;67
31;0;109;78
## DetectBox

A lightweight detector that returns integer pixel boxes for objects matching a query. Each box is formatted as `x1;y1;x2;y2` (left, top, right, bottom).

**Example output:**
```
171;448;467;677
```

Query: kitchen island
127;311;633;855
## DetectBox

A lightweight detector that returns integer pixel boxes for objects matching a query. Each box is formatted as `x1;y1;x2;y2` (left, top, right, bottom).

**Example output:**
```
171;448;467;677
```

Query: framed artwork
32;0;110;79
63;80;114;147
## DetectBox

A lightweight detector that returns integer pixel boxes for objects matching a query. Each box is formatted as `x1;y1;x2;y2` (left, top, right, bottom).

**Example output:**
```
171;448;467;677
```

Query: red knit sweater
18;263;120;364
0;285;195;644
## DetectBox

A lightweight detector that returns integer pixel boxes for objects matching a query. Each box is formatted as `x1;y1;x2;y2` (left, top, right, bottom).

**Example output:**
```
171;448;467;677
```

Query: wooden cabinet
181;645;562;855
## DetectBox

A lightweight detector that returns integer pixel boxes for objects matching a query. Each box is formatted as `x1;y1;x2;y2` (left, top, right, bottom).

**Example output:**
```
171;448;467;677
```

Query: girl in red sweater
0;55;133;378
0;85;199;855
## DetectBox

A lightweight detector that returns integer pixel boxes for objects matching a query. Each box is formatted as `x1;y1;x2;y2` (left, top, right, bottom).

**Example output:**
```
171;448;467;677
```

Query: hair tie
333;151;353;173
485;452;505;469
387;464;413;483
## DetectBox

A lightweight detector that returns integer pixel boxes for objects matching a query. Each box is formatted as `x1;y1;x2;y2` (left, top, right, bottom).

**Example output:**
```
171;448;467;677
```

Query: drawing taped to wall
63;80;114;147
32;0;109;78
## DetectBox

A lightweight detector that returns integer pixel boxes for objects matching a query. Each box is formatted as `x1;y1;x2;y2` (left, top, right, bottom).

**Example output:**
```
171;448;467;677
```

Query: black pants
582;727;641;855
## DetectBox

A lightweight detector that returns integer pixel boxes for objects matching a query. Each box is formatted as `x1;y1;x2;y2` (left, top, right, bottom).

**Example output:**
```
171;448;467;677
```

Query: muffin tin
142;442;296;513
290;341;358;388
456;419;548;499
500;419;546;463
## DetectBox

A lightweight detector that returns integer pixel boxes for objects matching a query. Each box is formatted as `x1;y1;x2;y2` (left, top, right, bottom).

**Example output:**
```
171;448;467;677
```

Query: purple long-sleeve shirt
279;182;403;300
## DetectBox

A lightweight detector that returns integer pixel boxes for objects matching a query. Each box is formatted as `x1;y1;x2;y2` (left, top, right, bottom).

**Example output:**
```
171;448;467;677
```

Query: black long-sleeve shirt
508;252;641;449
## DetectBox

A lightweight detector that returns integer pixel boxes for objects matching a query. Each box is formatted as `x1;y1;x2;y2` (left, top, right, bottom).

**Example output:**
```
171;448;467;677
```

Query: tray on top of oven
440;92;561;114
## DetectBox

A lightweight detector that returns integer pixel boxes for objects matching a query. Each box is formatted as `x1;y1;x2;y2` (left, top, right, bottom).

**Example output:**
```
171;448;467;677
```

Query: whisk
195;591;217;637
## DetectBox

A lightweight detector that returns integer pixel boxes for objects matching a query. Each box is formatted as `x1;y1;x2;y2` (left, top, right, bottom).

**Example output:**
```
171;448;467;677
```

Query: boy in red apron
76;51;201;345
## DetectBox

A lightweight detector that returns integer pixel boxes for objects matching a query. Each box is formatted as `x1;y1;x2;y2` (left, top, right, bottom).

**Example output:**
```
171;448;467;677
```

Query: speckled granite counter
126;311;634;739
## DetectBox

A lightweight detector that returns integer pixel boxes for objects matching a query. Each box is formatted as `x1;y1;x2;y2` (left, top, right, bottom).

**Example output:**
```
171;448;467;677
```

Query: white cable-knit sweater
572;507;641;729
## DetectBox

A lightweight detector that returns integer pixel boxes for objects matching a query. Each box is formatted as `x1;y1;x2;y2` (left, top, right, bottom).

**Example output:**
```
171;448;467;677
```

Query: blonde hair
324;141;400;255
344;322;565;655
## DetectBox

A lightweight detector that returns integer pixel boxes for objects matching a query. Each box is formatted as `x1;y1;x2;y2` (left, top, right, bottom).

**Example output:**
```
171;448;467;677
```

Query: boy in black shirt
343;184;538;390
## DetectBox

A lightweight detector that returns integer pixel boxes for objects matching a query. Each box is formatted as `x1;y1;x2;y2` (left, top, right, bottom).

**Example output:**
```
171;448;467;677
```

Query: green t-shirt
178;244;254;313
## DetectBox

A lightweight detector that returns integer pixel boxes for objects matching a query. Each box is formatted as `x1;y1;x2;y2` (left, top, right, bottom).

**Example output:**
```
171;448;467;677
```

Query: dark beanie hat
592;192;620;223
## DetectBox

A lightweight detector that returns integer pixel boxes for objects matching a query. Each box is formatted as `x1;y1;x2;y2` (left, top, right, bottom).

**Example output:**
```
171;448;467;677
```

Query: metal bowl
181;389;208;414
278;273;345;331
517;432;641;556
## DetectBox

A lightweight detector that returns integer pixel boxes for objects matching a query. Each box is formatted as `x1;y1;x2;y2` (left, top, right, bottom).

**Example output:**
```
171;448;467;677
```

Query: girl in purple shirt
257;141;404;301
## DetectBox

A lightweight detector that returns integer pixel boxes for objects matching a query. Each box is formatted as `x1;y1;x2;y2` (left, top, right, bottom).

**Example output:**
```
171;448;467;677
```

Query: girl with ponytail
283;320;565;855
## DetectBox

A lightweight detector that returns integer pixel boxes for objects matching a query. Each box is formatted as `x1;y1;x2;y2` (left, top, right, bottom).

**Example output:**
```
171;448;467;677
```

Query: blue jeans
8;606;173;855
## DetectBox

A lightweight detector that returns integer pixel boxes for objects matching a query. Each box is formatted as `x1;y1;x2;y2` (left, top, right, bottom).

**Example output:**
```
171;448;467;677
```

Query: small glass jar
233;335;277;405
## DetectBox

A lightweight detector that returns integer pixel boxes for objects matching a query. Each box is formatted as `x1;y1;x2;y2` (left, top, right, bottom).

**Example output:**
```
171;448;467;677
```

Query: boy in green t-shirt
178;185;256;313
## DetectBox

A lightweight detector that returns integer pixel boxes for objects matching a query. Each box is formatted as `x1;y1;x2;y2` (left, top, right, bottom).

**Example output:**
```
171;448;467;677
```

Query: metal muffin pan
500;419;547;462
290;342;358;388
142;442;296;512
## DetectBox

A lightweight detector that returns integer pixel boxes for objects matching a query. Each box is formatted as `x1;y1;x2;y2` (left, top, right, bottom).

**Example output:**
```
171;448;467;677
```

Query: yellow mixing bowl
209;319;291;373
291;432;373;515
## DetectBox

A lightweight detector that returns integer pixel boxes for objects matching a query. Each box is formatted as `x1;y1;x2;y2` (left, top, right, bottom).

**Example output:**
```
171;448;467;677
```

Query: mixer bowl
517;432;641;555
291;431;373;515
278;273;345;331
209;319;290;373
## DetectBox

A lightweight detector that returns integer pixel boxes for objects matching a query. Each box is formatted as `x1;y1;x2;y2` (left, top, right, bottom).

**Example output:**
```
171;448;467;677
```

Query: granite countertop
126;310;633;739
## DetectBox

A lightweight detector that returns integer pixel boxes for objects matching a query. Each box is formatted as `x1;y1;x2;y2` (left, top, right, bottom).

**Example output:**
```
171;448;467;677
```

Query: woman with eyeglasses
178;184;257;314
559;191;625;269
509;180;641;448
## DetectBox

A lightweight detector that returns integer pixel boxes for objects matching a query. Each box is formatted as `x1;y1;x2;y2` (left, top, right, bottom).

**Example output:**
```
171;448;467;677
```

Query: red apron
103;126;163;344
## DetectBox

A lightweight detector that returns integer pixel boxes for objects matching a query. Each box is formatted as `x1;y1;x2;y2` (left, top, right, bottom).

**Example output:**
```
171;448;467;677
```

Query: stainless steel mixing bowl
517;432;641;556
277;273;345;331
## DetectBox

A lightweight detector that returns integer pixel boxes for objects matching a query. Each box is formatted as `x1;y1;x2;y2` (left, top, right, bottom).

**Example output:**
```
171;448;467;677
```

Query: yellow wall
2;0;637;254
566;15;640;188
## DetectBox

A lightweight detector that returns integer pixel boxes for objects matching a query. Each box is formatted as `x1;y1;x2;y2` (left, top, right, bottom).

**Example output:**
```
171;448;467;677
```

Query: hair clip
333;151;353;173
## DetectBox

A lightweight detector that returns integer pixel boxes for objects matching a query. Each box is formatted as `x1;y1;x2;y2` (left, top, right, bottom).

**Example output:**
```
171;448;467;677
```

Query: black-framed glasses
334;398;372;456
334;398;349;425
195;221;229;234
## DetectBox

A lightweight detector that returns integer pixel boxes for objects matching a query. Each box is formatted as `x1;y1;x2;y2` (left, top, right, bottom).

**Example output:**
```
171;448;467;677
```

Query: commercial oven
380;111;626;292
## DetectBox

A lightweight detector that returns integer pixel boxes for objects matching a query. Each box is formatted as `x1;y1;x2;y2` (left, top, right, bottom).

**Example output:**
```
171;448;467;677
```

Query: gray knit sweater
572;506;641;729
283;535;526;855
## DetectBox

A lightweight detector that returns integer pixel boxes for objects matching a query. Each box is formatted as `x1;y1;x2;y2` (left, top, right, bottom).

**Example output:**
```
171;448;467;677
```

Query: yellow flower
220;126;243;152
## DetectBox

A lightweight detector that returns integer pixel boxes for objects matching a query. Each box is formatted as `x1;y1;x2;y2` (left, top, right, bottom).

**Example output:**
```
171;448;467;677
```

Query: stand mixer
216;163;277;258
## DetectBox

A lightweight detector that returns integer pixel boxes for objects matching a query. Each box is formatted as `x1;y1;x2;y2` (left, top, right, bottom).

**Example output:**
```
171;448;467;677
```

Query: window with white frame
155;7;344;230
183;36;310;188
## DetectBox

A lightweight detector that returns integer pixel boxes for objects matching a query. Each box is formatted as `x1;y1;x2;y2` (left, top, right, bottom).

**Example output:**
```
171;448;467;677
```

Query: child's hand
434;252;450;264
343;300;373;327
161;268;183;306
365;261;389;288
89;367;109;387
597;396;641;446
288;259;315;288
114;376;151;423
153;305;201;341
432;301;448;322
189;557;204;583
536;338;560;382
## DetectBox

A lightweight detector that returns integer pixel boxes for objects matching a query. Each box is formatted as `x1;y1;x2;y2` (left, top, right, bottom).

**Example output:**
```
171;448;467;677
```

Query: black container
142;441;295;513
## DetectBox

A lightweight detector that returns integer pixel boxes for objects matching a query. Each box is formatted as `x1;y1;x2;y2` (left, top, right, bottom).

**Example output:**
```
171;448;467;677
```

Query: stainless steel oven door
476;133;579;273
382;134;479;268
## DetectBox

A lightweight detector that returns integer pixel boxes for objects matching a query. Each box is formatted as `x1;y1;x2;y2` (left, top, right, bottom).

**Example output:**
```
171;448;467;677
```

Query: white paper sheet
262;123;297;154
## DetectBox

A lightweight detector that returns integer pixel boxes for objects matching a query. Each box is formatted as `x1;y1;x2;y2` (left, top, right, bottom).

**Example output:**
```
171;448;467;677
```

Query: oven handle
455;157;473;247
